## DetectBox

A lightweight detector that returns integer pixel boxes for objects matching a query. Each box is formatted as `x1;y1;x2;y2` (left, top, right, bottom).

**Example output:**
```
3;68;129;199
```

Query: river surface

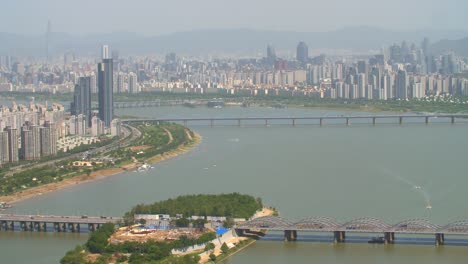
1;105;468;264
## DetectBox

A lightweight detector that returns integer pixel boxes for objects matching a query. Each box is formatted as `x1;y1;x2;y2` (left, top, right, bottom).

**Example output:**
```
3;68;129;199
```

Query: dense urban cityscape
1;1;468;263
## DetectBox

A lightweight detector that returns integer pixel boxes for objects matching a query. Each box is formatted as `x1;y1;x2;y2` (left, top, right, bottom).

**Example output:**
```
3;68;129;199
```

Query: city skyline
1;0;468;35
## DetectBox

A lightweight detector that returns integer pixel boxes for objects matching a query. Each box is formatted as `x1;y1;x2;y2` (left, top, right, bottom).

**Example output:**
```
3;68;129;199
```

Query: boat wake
383;169;432;210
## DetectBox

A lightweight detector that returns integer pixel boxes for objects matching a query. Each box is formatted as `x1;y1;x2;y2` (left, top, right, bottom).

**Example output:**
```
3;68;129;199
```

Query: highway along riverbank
0;122;201;205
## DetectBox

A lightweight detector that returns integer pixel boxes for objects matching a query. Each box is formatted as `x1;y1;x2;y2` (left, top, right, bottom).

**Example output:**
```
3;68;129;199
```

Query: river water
1;106;467;264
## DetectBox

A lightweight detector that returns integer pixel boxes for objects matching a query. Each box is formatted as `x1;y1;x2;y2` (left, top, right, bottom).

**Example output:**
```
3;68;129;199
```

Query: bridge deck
124;114;468;123
236;216;468;236
0;214;122;224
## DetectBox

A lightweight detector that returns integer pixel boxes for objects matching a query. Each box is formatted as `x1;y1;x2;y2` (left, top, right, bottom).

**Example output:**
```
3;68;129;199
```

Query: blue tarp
216;228;229;235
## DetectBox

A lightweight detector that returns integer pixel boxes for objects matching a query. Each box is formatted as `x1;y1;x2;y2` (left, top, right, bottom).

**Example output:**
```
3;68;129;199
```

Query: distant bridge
235;216;468;245
123;114;468;127
0;214;122;233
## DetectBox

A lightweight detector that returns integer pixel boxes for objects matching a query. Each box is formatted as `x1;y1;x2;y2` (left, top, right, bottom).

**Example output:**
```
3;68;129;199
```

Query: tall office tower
71;76;92;127
102;45;110;60
396;70;408;99
266;45;276;63
44;121;58;156
98;58;114;127
296;41;308;64
128;72;138;93
5;127;18;162
0;131;9;163
89;73;97;94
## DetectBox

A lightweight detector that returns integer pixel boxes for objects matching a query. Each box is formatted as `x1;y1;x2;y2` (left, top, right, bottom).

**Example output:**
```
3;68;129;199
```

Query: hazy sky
2;0;467;35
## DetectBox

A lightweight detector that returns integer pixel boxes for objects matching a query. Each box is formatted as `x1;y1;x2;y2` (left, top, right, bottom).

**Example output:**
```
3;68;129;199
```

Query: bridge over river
235;216;468;246
124;114;468;127
0;214;122;233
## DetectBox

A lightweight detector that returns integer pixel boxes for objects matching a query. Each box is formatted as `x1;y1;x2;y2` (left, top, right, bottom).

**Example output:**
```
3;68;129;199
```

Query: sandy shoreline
1;132;202;205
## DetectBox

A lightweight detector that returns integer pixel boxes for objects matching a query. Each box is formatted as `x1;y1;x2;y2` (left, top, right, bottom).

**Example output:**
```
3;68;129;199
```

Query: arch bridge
235;216;468;245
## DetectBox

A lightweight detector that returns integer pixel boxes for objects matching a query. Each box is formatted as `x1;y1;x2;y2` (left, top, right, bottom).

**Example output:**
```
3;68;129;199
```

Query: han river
0;105;467;264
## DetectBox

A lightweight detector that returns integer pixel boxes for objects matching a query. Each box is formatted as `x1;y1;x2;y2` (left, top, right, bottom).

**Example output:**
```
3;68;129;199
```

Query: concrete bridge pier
68;223;76;233
320;118;323;126
384;232;395;244
399;116;403;125
451;116;455;124
346;118;350;126
435;233;445;246
61;223;67;232
42;223;47;232
292;119;296;127
425;116;429;125
284;230;297;242
210;119;214;128
28;222;34;231
34;222;42;231
88;223;96;232
54;223;62;232
372;117;376;126
265;119;269;126
20;221;29;231
334;231;346;243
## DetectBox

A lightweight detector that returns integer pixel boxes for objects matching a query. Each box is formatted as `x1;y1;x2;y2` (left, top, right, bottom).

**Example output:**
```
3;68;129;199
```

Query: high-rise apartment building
128;72;138;94
5;127;18;162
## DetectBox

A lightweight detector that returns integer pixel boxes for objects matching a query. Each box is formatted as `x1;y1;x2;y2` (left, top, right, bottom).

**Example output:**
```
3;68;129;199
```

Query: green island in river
60;193;268;264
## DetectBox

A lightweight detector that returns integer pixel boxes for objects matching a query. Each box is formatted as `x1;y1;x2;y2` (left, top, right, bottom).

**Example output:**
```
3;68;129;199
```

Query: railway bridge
235;216;468;246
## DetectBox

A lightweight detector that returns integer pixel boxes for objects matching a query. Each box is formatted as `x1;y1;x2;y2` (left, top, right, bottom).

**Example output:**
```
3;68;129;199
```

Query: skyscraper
71;76;92;127
102;45;110;60
396;70;408;99
98;58;114;127
266;45;276;63
296;41;308;64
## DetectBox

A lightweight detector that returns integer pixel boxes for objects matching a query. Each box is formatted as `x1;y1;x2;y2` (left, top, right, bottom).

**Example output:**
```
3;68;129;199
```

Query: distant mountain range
0;27;467;57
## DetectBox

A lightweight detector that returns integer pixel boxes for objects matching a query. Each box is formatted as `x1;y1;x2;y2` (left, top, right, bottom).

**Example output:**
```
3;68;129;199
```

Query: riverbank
1;130;202;205
198;207;274;263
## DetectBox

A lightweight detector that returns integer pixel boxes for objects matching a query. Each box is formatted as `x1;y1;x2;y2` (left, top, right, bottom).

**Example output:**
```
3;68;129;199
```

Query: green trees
60;245;86;264
209;253;217;261
204;242;215;252
124;193;263;222
221;242;229;254
86;223;115;253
